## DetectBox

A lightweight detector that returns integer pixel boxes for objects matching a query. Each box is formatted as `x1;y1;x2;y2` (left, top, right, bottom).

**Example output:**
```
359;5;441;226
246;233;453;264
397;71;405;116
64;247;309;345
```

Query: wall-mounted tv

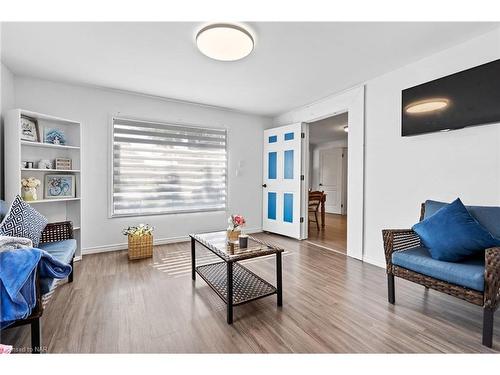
402;59;500;137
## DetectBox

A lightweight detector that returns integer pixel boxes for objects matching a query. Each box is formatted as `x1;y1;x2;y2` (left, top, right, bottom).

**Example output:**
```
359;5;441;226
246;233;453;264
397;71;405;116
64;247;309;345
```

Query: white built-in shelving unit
5;109;83;260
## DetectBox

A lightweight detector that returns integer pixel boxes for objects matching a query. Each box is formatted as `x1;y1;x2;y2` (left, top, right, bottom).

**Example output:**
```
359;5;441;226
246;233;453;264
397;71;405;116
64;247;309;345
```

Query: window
111;117;227;217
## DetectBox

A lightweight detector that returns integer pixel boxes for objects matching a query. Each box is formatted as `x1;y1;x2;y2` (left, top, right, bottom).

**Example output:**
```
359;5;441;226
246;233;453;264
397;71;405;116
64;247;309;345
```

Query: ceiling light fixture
196;23;254;61
343;126;349;133
405;98;450;114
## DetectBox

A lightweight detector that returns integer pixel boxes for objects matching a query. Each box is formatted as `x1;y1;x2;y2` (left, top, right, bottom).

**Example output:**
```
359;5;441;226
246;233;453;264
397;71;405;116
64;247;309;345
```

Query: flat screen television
402;59;500;136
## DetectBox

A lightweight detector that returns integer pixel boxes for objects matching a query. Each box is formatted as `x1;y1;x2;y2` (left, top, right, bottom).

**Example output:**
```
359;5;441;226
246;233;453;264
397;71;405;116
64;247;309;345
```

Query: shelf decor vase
227;229;241;242
22;187;37;201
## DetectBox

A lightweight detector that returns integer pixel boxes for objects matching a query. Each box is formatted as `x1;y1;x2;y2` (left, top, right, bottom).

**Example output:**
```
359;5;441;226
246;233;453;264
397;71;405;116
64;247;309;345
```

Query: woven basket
128;234;153;260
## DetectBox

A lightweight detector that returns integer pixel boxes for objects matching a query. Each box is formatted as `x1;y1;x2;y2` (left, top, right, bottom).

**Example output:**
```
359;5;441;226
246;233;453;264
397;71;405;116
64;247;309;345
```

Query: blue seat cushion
413;198;500;262
39;239;76;264
38;239;76;294
424;199;500;239
392;246;485;291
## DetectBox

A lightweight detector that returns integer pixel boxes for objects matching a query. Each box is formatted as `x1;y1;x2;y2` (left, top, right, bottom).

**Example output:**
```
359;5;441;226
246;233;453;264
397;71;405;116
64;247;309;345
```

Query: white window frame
109;116;228;218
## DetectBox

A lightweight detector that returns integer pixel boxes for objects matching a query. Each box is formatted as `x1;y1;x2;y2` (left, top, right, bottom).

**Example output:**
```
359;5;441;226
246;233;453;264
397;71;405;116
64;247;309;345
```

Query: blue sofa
0;199;76;353
383;200;500;348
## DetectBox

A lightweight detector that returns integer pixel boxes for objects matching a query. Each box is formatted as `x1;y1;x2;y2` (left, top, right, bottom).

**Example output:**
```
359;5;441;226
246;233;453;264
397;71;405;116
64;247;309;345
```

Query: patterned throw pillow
0;195;48;247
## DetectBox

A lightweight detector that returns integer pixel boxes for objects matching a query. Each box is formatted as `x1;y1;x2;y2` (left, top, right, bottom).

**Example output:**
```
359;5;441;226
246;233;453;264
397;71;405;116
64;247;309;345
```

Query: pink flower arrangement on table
228;214;246;231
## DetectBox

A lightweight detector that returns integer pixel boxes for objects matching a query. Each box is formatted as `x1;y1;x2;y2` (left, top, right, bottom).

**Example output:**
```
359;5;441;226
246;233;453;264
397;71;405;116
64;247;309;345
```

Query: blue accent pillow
0;196;48;247
0;200;8;221
412;198;500;262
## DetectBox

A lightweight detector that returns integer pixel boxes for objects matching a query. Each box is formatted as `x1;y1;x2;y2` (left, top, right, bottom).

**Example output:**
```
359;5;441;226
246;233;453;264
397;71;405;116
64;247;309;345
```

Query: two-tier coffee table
190;231;284;324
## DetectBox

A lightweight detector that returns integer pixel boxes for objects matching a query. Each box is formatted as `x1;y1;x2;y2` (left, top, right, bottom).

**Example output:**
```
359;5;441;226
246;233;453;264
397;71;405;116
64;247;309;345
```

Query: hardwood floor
307;213;347;254
2;232;498;353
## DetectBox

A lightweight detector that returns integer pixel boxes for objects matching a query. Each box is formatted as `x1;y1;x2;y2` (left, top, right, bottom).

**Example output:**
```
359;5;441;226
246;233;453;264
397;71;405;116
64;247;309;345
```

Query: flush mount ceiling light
405;98;450;114
343;126;349;133
196;23;254;61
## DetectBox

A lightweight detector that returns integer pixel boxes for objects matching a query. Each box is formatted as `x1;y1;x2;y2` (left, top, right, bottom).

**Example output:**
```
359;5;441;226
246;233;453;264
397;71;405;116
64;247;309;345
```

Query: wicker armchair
382;204;500;348
2;221;74;353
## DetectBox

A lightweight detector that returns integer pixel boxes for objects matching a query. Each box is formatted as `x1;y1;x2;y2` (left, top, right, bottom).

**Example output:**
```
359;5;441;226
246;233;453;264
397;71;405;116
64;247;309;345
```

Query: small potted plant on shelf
21;177;41;201
227;214;246;242
122;224;154;260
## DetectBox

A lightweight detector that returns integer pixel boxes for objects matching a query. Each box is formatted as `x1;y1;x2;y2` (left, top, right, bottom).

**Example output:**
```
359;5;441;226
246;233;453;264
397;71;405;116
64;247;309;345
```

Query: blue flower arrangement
44;128;66;145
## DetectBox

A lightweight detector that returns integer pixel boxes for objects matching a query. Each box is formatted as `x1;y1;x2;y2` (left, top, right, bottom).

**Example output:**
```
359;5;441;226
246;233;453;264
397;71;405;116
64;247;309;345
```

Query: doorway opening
306;112;348;254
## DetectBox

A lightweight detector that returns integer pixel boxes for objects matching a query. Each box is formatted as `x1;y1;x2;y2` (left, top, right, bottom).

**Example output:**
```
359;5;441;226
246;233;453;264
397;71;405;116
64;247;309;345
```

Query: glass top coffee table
190;231;284;324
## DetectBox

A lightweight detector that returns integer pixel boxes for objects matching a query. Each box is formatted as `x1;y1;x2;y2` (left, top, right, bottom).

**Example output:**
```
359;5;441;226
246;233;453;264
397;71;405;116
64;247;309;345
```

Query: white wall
362;28;500;267
13;77;272;253
6;27;500;264
0;63;15;198
309;139;347;190
273;86;365;260
273;28;500;268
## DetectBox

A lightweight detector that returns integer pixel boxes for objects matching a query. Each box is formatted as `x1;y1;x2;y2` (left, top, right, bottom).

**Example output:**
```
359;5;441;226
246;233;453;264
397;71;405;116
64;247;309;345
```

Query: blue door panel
284;150;294;179
268;152;277;179
284;193;293;223
268;192;277;220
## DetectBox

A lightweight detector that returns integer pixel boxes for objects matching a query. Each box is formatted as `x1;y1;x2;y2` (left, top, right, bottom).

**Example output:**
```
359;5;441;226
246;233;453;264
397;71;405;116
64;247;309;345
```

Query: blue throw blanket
0;248;72;328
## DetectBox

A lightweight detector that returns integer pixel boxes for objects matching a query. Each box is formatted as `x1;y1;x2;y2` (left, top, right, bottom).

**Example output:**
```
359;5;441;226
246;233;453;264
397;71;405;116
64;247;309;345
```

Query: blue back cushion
424;200;500;238
0;200;7;221
413;198;500;262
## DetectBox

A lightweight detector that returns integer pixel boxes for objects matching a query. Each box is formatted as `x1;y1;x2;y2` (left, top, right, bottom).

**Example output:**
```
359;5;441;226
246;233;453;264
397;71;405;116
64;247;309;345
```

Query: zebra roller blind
112;117;227;216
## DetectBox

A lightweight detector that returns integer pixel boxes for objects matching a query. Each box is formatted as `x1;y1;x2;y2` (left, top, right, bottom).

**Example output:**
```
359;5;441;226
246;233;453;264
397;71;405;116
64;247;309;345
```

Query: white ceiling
1;22;498;116
309;112;348;145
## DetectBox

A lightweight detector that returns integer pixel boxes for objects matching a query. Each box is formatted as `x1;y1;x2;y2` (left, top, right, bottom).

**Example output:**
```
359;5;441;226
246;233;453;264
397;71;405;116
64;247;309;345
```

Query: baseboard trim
362;256;386;269
304;241;385;269
304;240;347;256
82;227;263;256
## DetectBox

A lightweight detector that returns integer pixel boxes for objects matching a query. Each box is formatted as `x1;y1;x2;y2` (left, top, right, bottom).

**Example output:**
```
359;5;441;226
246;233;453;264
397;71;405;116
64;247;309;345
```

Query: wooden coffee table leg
276;252;282;307
227;262;233;324
191;237;196;281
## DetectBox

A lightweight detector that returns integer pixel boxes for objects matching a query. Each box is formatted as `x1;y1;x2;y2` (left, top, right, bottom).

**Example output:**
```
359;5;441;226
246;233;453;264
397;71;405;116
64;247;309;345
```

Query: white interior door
319;147;343;214
262;123;303;239
341;147;348;215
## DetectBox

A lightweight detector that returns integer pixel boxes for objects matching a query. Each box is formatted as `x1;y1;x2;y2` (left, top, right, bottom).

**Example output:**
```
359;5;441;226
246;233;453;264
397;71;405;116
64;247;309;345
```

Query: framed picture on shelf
20;115;40;142
45;174;76;199
44;128;66;145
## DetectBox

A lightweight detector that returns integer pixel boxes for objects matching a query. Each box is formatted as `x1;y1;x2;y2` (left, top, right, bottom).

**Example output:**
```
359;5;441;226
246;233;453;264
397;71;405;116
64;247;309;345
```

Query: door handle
319;183;323;186
262;184;267;188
